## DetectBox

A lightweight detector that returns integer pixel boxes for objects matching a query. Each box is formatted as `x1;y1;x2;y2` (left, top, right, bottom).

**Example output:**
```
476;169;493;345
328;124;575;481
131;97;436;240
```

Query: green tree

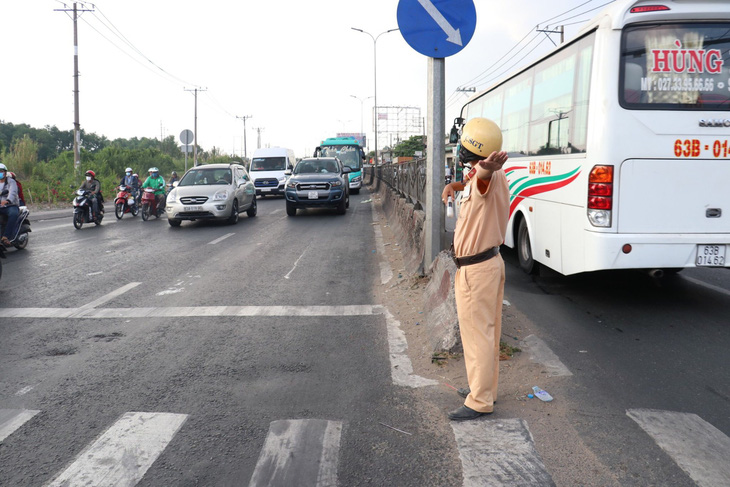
392;135;425;157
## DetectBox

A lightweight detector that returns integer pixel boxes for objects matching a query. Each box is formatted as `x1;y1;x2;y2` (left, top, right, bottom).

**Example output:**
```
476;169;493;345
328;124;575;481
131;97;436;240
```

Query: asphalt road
2;190;730;486
0;191;461;486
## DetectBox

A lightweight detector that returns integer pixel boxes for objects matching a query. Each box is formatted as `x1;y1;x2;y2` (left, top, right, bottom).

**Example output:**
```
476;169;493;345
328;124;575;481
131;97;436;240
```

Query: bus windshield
320;145;362;170
621;22;730;110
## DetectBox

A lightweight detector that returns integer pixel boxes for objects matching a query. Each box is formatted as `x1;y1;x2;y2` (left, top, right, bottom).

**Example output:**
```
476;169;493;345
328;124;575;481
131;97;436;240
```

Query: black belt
452;246;500;269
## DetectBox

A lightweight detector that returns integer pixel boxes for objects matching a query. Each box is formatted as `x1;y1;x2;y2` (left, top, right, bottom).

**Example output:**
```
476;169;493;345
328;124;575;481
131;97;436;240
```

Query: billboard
336;133;367;148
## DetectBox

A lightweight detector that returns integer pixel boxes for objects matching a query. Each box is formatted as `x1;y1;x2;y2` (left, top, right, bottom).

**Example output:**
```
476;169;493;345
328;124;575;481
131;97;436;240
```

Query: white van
248;147;296;197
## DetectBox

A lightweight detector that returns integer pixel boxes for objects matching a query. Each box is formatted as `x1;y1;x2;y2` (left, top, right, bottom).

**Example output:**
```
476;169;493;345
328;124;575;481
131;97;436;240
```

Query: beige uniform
453;169;510;412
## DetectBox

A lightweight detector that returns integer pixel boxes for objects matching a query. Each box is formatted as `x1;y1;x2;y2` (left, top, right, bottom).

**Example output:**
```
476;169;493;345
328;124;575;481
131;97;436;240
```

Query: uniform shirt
453;169;509;258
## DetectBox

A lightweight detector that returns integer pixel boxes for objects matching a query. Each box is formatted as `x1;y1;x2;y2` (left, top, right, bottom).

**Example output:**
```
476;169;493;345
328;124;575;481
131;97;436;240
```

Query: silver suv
165;163;257;227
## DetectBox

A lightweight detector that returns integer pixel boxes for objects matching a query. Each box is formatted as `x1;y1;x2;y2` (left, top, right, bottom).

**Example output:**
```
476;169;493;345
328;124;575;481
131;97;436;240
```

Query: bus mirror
449;124;460;144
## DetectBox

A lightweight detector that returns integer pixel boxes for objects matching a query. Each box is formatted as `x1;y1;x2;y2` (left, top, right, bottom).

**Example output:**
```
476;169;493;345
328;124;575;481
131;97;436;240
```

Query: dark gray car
284;157;351;216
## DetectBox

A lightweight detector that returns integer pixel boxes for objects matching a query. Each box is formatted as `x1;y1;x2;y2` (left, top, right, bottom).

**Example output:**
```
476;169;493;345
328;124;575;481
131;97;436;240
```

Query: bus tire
517;218;537;275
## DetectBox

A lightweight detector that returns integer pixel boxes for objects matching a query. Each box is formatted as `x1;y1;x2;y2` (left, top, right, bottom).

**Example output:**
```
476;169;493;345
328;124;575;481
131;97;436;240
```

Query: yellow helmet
460;118;502;158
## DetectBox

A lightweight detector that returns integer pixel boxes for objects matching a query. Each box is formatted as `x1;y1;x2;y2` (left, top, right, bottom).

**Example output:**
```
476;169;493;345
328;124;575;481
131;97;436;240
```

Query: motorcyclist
141;167;166;211
119;167;140;200
8;172;25;206
167;171;179;192
0;163;20;247
79;170;103;221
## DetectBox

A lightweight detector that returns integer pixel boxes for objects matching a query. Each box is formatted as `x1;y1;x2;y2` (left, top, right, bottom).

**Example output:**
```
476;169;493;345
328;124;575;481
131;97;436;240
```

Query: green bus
314;136;366;194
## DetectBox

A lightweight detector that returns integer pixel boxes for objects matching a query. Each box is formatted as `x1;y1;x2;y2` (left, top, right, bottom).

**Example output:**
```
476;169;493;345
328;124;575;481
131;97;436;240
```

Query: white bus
456;0;730;276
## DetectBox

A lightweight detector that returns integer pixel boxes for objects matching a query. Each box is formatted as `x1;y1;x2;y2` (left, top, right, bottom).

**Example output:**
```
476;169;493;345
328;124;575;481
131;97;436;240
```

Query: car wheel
337;195;347;215
246;196;257;217
227;200;239;225
286;202;297;216
517;218;537;274
168;218;181;227
346;190;350;209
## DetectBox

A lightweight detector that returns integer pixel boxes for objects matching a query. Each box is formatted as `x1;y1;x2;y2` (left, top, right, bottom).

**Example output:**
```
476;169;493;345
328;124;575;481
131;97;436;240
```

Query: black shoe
448;405;491;421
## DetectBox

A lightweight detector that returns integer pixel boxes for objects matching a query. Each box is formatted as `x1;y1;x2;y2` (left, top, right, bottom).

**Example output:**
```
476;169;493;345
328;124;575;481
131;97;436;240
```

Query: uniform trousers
454;254;505;413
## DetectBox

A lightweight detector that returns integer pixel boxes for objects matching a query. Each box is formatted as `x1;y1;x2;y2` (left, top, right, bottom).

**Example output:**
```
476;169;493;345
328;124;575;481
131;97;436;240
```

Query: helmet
133;173;138;178
0;163;7;171
148;167;159;173
171;171;178;177
459;118;502;159
125;167;133;173
86;170;96;178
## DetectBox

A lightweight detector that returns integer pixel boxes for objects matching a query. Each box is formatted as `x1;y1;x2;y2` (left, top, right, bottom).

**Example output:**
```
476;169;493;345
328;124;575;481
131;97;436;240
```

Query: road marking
0;409;41;442
371;205;393;285
48;411;187;487
33;218;118;233
208;232;235;245
681;275;730;298
521;335;573;377
249;419;342;487
15;385;35;396
451;418;555;486
0;304;380;319
285;248;307;280
382;308;438;388
78;282;141;310
627;408;730;487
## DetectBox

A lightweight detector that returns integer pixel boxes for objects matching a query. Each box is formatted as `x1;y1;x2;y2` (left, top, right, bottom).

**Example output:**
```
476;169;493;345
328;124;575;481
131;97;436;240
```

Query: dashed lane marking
78;282;141;310
521;334;573;377
451;418;555;486
627;408;730;487
0;409;41;442
48;412;188;487
208;232;235;245
249;419;342;487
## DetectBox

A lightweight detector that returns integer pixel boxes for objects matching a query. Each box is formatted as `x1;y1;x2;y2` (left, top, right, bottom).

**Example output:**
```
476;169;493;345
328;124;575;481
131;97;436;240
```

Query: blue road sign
397;0;476;58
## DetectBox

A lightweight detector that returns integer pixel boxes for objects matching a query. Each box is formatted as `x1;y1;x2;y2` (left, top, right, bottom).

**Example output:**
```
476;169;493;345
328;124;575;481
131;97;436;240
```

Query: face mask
152;173;158;178
0;172;5;179
86;176;92;181
126;172;132;176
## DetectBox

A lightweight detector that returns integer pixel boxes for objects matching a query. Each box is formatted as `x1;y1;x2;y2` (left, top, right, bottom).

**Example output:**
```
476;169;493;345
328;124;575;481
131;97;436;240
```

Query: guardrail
364;158;427;210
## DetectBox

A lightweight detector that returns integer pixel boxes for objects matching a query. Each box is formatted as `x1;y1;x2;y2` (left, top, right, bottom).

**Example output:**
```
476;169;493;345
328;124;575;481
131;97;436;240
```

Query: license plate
261;187;271;192
308;191;319;200
184;205;203;211
696;244;726;267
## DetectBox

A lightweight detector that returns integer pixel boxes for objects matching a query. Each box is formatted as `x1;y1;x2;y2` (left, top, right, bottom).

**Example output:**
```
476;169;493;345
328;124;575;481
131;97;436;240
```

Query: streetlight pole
351;27;399;173
350;94;374;149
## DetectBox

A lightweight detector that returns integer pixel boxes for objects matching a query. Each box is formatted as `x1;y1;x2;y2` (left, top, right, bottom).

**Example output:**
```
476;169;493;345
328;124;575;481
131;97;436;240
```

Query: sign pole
425;57;446;271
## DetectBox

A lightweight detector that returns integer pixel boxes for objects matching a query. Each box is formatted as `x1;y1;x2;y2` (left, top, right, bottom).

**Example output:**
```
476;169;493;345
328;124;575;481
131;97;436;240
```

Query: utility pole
184;87;207;166
537;25;564;46
55;2;94;178
236;115;253;160
253;127;265;149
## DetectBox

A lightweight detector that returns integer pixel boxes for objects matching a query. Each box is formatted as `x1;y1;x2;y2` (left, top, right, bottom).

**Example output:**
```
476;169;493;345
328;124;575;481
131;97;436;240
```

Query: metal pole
193;89;198;166
72;2;80;176
425;57;445;271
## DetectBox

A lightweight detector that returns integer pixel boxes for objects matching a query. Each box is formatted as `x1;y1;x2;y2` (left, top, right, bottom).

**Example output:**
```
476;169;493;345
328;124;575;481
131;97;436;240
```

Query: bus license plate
184;205;203;211
308;191;319;200
696;245;726;267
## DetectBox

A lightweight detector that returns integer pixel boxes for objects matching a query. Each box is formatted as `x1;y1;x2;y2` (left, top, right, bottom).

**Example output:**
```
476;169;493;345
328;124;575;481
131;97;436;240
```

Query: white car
165;163;257;227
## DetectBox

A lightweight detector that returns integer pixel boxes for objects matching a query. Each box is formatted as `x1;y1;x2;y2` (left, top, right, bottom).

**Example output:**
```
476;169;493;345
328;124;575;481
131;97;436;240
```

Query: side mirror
285;169;292;176
342;166;352;174
172;181;179;188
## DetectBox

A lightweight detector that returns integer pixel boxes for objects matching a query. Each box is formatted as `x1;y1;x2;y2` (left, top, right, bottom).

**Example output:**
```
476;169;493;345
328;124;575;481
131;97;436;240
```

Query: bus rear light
588;196;612;210
588;165;613;227
630;5;670;13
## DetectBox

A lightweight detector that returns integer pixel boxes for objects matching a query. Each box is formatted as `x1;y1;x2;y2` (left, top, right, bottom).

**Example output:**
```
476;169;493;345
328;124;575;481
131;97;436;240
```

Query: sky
1;0;613;160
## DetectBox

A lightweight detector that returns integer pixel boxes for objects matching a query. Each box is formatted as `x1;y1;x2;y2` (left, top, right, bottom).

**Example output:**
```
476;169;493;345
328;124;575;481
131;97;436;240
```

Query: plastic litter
532;386;553;402
527;394;534;399
361;199;372;203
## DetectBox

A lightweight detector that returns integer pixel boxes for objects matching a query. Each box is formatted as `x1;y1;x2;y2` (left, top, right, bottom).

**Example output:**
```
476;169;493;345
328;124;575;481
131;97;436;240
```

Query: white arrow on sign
416;0;463;46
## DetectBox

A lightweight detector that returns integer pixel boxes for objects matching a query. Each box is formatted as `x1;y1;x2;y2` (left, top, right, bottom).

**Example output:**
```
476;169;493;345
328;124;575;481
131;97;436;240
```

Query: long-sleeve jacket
0;178;19;206
80;178;101;195
142;175;166;195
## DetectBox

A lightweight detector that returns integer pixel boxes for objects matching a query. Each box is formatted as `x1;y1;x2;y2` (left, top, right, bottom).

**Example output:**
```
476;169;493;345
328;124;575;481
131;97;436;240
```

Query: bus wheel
517;218;537;274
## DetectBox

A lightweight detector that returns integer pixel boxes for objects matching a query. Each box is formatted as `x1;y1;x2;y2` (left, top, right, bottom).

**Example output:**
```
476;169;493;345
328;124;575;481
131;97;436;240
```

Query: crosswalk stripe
522;334;573;377
48;411;187;487
451;418;555;486
0;409;41;442
627;408;730;487
249;419;342;487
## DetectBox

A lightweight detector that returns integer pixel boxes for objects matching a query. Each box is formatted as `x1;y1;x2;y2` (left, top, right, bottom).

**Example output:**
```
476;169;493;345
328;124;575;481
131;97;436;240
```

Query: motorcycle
141;187;164;221
115;185;139;219
73;189;104;229
0;205;31;249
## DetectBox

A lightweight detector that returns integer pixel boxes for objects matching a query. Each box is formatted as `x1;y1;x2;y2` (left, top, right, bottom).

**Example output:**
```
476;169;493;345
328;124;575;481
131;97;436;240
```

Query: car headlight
278;175;287;182
287;180;297;189
330;180;343;187
167;191;177;203
351;176;362;183
214;190;229;201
